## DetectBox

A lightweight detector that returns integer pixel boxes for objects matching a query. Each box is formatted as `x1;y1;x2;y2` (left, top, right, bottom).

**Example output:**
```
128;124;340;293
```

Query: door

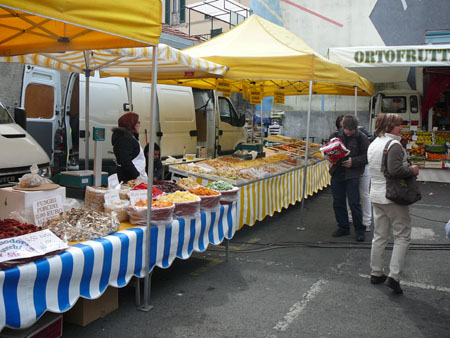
217;96;246;155
21;65;62;166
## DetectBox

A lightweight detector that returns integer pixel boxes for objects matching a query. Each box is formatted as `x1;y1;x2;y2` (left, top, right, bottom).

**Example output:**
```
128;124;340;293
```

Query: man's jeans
331;174;364;233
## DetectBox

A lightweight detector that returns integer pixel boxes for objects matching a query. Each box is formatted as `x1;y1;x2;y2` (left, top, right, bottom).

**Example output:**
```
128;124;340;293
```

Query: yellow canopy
0;45;228;79
159;15;373;96
0;1;162;56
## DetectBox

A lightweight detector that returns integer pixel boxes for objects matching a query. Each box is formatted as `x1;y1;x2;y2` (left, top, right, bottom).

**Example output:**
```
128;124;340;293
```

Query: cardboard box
1;313;63;338
63;287;118;327
0;186;66;224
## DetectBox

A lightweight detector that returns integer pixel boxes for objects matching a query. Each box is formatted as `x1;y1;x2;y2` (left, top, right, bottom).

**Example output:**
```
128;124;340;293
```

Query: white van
371;90;422;132
21;65;246;172
0;100;51;187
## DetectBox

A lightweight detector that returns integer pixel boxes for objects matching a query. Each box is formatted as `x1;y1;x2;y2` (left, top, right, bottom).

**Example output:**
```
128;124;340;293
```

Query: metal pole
368;96;373;133
260;99;264;146
138;45;158;312
84;69;90;170
354;86;357;116
297;81;313;231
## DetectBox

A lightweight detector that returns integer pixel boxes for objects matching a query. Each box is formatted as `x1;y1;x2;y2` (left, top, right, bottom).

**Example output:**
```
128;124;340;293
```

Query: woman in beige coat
367;113;419;294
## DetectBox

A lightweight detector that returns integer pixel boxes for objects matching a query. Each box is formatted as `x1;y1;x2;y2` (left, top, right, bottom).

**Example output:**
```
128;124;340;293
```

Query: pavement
63;181;450;338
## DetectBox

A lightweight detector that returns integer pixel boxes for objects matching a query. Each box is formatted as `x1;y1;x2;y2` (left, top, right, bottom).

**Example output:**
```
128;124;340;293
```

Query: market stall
0;202;236;331
168;137;331;228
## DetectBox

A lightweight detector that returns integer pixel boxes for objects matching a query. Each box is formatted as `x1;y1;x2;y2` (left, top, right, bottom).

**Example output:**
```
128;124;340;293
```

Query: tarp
0;45;228;80
0;1;162;56
158;15;373;96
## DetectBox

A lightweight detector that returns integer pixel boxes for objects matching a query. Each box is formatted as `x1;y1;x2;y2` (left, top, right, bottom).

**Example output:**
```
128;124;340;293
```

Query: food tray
198;192;221;211
218;186;240;204
173;199;200;218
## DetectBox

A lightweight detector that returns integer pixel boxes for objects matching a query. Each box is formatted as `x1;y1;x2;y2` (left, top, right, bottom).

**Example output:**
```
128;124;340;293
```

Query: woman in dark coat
111;112;146;183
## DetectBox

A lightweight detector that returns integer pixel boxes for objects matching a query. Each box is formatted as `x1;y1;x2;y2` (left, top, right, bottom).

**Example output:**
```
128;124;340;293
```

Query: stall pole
138;45;158;312
260;100;264;145
83;51;91;170
368;96;373;133
354;86;358;116
297;81;313;230
128;77;133;111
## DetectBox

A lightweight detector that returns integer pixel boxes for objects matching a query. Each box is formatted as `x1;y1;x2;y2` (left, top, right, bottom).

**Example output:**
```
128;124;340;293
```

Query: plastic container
173;199;200;218
219;186;240;205
150;204;175;226
104;200;130;222
197;192;221;211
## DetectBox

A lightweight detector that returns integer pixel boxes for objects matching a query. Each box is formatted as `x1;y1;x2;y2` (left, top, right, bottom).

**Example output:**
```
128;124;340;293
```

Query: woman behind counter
111;112;147;183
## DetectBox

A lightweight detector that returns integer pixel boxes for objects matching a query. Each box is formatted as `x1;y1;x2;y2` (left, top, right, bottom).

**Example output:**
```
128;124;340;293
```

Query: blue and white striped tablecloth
0;203;236;330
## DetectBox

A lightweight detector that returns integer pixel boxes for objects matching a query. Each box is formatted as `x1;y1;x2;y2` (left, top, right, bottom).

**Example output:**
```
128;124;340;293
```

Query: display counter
0;203;236;331
170;160;331;228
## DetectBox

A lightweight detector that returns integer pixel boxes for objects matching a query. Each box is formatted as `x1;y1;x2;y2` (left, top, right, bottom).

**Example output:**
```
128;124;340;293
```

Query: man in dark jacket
329;115;369;241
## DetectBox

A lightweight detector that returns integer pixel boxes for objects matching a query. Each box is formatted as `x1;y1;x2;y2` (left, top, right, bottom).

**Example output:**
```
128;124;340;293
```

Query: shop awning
327;45;450;84
0;45;227;80
0;1;162;56
159;15;373;96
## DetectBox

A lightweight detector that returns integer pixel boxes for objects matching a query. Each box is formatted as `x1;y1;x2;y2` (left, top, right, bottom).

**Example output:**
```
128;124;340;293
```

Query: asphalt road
63;181;450;338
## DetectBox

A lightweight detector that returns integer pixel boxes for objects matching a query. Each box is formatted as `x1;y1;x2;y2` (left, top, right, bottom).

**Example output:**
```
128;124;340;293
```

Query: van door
21;65;62;167
133;83;197;158
217;96;246;155
78;73;129;171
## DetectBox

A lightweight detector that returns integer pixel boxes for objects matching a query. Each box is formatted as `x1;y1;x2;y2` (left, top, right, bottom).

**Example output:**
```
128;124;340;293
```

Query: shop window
211;28;222;38
24;84;54;119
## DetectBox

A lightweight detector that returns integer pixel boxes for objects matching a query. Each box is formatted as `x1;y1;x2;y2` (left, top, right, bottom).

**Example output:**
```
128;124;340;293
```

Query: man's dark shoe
332;229;350;237
370;274;387;285
385;277;403;294
355;232;365;242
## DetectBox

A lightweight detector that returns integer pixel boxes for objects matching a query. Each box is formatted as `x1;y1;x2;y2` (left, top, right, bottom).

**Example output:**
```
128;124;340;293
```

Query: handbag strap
380;139;395;173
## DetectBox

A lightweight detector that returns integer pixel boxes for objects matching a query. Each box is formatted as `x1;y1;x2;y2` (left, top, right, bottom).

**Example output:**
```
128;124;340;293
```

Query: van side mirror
14;107;27;130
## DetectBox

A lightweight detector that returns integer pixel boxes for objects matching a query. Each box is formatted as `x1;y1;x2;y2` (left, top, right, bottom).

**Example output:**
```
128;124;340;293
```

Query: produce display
104;200;130;222
154;180;186;193
189;187;221;211
42;208;119;242
176;177;200;190
159;191;200;217
206;181;235;191
0;219;40;239
402;130;449;169
85;186;111;212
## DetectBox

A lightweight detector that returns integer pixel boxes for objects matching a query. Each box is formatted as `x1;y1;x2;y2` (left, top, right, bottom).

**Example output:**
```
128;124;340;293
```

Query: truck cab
371;90;422;132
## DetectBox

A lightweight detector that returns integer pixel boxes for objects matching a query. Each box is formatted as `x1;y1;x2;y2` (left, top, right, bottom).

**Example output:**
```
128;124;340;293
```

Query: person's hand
342;158;352;168
412;165;419;176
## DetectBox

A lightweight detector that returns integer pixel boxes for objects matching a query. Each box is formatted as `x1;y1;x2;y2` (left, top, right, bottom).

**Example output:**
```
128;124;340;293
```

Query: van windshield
382;96;406;114
0;103;14;124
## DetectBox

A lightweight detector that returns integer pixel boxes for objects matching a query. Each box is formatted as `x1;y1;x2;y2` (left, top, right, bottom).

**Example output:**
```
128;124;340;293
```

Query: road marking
359;274;450;293
411;227;436;240
189;258;223;277
401;0;408;11
273;279;328;332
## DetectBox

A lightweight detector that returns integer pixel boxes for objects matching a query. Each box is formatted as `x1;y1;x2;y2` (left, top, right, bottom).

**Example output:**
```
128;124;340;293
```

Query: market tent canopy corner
0;1;162;55
159;14;373;96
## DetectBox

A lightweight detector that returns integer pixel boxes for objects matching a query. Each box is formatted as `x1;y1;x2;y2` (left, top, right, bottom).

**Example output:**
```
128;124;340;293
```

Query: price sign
410;125;418;131
128;190;149;206
104;191;121;204
412;135;418;141
406;143;412;149
33;195;64;226
108;173;120;188
242;83;249;100
249;89;262;104
216;79;231;92
433;126;438;131
274;90;285;104
220;88;232;98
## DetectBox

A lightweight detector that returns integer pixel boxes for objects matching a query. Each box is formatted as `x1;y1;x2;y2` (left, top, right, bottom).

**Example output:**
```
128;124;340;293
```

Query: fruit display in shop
435;131;450;145
401;131;412;141
416;131;432;145
0;219;40;239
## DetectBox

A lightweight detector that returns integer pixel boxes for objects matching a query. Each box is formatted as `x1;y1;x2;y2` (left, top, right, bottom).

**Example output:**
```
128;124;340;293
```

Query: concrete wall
0;63;24;110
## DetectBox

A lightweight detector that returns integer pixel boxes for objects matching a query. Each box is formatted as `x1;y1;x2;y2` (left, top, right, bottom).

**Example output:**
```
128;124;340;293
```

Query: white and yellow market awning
0;1;162;56
0;44;228;80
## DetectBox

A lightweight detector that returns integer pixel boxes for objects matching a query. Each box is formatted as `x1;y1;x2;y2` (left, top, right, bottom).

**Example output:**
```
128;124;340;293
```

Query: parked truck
21;65;247;174
370;89;422;132
0;100;51;187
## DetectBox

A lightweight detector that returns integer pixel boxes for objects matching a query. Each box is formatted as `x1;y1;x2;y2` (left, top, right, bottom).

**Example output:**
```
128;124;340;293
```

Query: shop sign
216;79;231;92
274;90;285;104
128;189;149;206
242;83;249;100
104;191;121;205
249;88;263;104
33;195;64;226
220;88;232;98
0;229;68;263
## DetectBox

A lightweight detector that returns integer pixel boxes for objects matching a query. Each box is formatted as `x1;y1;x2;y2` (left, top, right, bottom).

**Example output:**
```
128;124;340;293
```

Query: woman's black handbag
381;140;421;205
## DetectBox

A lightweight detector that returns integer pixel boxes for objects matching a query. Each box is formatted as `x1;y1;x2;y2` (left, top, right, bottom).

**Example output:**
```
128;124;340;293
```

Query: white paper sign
104;191;121;204
410;125;418;131
0;229;68;263
108;174;120;189
128;190;149;206
433;126;438;131
412;135;418;141
33;195;64;226
406;143;412;149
